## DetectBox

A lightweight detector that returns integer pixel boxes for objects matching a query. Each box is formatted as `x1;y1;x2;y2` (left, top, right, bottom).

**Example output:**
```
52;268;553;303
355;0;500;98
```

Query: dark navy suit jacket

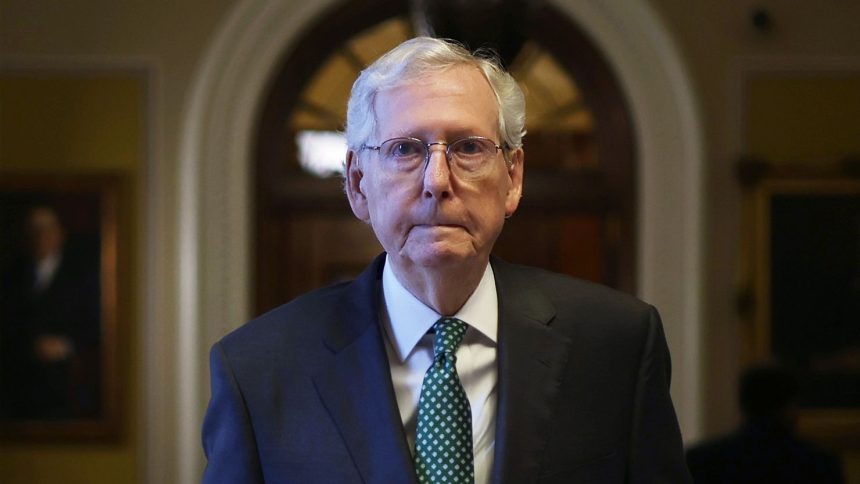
202;255;692;483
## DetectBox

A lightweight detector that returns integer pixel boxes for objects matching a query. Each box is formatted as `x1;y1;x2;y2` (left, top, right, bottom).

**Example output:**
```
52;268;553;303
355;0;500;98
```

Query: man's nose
422;147;453;199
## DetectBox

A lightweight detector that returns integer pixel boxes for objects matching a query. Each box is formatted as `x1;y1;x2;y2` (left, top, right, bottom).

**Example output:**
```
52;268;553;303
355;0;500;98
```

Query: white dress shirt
33;252;61;292
380;256;498;484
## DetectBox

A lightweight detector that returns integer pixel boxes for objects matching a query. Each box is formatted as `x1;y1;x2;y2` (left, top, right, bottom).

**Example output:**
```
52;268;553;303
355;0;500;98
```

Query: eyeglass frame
359;136;513;174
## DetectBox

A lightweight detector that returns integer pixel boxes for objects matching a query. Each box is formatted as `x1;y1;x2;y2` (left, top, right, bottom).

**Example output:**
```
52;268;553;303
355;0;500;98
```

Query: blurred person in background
686;365;844;484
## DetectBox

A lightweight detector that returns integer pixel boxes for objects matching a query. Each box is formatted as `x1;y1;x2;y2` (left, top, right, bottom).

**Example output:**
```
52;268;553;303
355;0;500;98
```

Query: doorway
253;1;636;314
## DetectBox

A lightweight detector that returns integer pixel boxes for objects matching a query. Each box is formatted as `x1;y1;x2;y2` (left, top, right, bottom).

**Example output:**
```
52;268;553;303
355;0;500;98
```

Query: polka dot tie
413;317;474;484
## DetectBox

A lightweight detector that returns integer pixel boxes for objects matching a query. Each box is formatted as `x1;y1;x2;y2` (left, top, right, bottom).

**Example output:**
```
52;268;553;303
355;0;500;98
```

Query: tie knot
431;317;467;357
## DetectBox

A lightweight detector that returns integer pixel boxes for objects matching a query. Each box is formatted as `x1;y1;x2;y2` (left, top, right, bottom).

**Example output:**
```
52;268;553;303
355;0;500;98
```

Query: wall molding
551;0;704;443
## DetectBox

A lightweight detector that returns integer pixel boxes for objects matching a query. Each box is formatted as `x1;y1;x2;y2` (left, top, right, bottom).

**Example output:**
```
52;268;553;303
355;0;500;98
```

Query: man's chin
402;243;483;269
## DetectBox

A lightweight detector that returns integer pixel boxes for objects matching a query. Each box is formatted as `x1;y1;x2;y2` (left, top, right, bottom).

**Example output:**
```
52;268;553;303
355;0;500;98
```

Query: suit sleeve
628;306;693;483
202;342;264;484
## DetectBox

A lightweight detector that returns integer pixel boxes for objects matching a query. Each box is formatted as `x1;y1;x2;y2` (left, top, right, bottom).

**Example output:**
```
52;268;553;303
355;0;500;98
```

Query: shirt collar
381;255;498;362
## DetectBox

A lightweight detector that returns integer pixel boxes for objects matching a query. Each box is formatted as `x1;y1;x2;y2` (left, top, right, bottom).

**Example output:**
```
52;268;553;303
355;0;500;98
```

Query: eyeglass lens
379;138;499;174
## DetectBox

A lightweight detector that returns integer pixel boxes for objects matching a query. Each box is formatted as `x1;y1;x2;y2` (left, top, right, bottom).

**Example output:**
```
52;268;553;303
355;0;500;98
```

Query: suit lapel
490;259;571;484
313;256;418;484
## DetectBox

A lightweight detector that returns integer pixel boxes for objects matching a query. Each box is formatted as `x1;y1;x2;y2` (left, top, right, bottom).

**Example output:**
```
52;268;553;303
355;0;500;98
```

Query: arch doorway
253;0;637;314
167;0;703;480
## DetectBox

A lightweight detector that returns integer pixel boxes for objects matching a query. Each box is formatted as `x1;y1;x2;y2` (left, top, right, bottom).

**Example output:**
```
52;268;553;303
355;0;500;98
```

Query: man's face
27;207;65;260
346;65;523;274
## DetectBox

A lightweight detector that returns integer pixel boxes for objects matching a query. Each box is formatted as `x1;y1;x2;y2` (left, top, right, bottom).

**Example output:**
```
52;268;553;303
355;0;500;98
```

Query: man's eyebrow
386;127;495;140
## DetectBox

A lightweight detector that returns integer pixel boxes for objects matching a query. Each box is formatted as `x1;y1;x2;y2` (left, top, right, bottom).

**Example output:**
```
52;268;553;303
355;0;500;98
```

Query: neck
388;256;488;315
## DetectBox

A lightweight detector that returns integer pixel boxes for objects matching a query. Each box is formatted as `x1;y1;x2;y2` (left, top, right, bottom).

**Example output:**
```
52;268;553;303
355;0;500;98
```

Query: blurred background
1;0;858;482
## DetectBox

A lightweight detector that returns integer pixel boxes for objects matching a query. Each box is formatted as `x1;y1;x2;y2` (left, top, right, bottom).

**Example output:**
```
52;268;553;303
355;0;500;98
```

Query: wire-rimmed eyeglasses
360;136;509;178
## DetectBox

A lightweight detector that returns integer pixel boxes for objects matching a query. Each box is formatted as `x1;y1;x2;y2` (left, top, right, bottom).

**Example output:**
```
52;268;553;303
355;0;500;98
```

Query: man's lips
408;224;468;238
411;223;465;230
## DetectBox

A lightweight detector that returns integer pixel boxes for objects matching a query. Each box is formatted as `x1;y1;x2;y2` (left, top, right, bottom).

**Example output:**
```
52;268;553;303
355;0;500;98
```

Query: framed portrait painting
744;173;860;445
0;174;119;440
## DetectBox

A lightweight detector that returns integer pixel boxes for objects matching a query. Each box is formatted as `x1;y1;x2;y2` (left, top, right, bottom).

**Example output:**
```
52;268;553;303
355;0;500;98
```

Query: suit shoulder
217;280;354;352
214;255;384;364
495;259;651;316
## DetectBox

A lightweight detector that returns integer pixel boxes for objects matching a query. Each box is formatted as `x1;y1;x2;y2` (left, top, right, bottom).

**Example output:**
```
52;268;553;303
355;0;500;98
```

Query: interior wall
0;2;234;483
0;74;143;484
744;73;860;481
746;75;860;160
646;0;860;439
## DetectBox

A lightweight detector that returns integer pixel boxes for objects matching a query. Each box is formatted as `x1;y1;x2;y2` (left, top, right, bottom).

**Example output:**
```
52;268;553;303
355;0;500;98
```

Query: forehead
373;65;499;139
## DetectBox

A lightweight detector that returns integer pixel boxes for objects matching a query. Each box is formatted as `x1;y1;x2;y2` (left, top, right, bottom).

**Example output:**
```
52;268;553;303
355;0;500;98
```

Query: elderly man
202;37;691;483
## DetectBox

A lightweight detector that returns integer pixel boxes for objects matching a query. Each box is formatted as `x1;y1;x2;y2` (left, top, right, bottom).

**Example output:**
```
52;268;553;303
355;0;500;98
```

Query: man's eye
391;142;420;157
458;141;481;154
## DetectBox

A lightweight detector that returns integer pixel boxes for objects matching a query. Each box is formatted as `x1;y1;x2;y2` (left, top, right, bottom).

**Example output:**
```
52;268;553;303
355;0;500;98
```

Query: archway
253;2;637;313
158;0;704;481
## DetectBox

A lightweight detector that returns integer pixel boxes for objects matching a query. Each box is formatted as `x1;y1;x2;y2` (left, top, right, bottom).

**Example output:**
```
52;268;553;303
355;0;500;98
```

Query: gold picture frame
741;168;860;447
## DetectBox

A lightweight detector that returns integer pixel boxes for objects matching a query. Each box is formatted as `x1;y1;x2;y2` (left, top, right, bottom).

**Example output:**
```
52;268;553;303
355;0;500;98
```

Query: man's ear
504;147;524;217
345;150;370;222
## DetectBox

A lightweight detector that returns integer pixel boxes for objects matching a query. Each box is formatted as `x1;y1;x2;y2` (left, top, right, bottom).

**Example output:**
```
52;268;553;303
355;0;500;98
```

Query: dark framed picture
0;174;119;439
749;177;860;444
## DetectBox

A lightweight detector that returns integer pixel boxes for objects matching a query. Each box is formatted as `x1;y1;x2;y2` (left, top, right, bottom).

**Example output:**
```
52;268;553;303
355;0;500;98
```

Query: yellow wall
747;75;860;162
0;2;236;481
0;74;144;484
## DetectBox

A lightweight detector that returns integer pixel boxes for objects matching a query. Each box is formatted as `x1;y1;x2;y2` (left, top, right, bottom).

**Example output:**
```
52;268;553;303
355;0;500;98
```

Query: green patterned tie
414;317;474;484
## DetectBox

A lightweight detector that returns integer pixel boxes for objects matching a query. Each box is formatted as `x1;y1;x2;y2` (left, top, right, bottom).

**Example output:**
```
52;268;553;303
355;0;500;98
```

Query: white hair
345;37;526;155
